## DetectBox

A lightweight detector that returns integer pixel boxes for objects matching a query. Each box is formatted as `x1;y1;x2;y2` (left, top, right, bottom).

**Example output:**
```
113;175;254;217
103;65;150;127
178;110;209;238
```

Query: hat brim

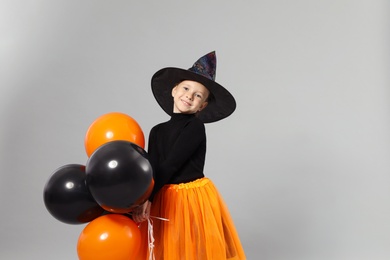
151;67;236;123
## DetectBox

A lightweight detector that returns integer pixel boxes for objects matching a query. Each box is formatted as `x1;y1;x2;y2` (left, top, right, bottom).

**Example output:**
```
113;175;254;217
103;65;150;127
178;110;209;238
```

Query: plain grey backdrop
1;1;389;259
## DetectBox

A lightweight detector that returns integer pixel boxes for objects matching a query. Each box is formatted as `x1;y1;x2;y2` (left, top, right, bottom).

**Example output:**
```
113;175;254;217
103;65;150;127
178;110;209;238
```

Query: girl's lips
181;99;192;106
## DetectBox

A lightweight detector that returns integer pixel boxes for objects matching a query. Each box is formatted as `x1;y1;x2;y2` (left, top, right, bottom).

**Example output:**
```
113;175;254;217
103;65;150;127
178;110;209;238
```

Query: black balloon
43;164;105;224
86;141;154;213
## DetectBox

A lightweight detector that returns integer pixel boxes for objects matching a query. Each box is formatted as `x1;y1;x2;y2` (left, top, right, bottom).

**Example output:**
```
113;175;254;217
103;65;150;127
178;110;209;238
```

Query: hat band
188;67;214;81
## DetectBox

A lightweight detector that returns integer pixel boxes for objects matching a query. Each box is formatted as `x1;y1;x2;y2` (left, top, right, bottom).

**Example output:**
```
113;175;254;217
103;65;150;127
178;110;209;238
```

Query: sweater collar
170;113;195;121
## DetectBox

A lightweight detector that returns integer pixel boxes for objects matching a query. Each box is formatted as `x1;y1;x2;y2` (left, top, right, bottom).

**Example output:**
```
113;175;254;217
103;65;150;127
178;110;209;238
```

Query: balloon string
127;213;169;222
150;215;169;221
147;216;169;260
148;218;155;260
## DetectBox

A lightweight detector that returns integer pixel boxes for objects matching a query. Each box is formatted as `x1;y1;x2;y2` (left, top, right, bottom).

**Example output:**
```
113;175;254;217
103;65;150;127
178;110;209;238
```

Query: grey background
1;1;389;259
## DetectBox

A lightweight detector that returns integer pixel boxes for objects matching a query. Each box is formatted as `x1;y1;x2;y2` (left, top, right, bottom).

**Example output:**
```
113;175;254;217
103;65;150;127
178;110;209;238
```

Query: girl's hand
132;200;151;223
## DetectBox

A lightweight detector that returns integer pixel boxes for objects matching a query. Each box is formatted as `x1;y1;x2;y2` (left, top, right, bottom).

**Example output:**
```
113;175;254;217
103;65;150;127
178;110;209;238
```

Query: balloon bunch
43;112;153;260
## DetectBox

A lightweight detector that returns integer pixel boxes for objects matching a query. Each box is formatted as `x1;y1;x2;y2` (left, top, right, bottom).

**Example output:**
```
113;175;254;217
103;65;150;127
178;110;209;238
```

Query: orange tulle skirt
136;177;246;260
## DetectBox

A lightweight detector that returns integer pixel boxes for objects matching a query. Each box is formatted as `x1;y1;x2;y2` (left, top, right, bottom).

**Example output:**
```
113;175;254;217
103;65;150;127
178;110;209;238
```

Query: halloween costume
137;52;246;260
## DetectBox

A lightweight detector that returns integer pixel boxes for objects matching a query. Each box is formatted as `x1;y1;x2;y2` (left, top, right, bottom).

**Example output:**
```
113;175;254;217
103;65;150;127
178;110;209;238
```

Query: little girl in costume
133;51;246;260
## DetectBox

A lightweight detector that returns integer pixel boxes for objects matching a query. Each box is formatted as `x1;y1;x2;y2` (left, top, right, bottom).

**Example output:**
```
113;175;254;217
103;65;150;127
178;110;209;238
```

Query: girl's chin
174;107;196;114
173;110;196;115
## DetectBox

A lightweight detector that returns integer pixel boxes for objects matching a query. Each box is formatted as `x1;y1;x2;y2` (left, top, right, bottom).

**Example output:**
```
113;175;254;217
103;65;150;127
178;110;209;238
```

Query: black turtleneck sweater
148;113;206;201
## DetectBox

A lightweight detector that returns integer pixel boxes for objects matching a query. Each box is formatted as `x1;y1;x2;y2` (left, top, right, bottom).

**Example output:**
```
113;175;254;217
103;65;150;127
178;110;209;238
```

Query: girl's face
171;80;209;114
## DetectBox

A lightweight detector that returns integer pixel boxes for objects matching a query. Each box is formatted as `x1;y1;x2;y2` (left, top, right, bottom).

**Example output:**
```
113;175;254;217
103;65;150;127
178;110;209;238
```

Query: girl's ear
171;86;177;97
198;101;208;112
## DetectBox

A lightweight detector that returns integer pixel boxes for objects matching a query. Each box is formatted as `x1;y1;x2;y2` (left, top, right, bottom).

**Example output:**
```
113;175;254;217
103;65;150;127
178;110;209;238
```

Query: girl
133;51;246;260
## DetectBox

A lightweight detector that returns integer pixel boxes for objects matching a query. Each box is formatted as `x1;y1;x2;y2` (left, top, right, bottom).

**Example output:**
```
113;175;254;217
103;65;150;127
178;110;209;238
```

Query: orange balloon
85;112;145;157
77;214;141;260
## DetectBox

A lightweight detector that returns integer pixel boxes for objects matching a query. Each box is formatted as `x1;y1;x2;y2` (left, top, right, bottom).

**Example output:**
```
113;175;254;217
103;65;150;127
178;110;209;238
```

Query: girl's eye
183;87;189;91
196;94;202;99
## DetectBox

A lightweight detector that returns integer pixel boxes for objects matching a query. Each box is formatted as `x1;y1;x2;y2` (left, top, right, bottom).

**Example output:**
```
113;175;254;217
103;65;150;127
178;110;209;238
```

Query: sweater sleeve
148;119;205;201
